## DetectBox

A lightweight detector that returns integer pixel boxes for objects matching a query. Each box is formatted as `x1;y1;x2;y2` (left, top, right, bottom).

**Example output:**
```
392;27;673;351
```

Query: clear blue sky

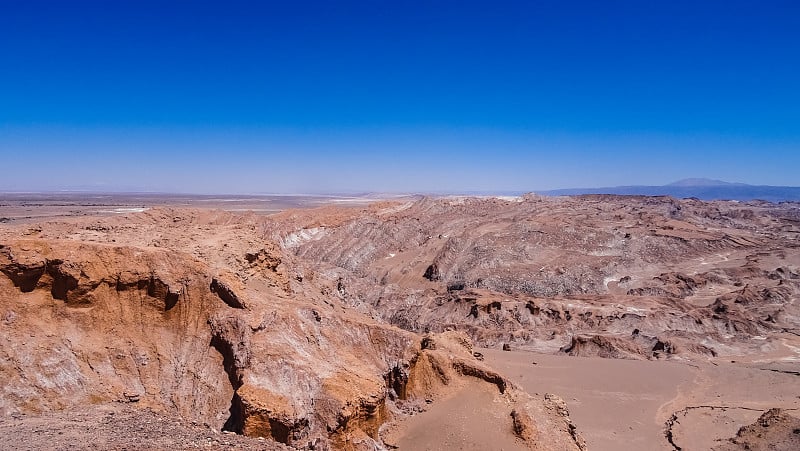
1;1;798;193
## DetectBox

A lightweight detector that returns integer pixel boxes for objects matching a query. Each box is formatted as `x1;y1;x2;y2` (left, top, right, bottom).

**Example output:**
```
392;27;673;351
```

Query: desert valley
0;193;798;450
5;1;798;449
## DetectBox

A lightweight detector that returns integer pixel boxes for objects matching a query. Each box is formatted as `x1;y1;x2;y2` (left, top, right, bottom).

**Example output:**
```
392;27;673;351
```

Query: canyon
0;193;798;450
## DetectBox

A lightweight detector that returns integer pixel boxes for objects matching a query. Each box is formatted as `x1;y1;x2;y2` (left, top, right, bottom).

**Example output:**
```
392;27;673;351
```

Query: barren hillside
287;195;800;361
1;194;798;450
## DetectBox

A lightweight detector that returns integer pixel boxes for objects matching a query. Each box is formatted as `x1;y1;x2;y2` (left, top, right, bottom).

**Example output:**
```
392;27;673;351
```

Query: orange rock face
0;203;589;450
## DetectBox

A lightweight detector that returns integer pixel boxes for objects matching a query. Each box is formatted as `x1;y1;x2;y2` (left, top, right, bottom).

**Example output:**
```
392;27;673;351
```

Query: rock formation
1;193;799;449
713;408;800;451
0;204;588;449
284;195;800;360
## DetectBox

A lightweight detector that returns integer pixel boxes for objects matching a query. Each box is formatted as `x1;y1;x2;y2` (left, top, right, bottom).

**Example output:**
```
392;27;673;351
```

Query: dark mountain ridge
542;179;800;202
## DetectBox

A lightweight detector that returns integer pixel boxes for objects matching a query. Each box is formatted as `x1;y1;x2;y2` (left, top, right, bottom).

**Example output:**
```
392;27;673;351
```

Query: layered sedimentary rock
2;194;799;449
285;195;800;360
0;205;585;450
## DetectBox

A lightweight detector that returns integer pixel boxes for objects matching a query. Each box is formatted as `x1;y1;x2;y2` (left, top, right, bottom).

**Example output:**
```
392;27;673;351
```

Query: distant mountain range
541;178;800;202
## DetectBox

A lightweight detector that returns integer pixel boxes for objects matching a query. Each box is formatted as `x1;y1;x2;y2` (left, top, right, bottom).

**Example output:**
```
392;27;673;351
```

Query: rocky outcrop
560;333;718;360
511;408;537;442
232;385;307;444
561;334;648;360
1;235;586;449
543;393;586;451
0;247;45;292
713;408;800;451
211;275;247;309
278;195;800;360
0;240;230;423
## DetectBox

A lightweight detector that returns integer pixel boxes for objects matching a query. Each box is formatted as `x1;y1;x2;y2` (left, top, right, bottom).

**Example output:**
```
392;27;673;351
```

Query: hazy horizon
3;1;799;194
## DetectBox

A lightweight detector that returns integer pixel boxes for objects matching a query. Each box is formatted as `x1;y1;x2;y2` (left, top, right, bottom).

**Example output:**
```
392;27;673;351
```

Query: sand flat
483;349;695;450
484;349;800;450
389;381;528;451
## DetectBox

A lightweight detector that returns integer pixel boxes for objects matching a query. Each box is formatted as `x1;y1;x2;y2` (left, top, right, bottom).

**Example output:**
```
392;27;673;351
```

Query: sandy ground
388;381;528;451
484;349;692;450
483;349;800;451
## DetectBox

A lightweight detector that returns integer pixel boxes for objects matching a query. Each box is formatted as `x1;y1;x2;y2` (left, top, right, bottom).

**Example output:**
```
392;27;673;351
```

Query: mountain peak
666;178;745;187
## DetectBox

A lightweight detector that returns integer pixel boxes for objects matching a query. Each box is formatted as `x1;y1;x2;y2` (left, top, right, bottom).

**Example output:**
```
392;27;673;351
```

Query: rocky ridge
1;194;799;449
0;203;587;450
284;195;800;361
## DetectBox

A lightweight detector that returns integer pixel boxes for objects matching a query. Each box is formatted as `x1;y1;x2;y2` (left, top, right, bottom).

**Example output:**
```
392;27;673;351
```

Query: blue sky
1;1;799;193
